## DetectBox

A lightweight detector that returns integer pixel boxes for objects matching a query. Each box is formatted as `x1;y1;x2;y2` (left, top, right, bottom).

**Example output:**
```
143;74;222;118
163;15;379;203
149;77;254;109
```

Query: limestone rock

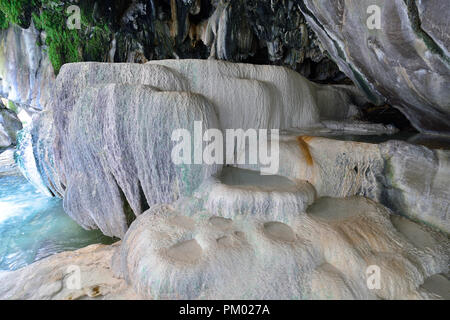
146;59;364;130
1;196;447;300
0;148;17;175
14;123;54;196
380;140;450;233
0;23;54;112
238;135;385;200
0;104;22;147
299;0;450;134
119;198;449;299
57;82;220;237
0;243;138;300
18;60;366;238
237;135;449;233
174;167;316;222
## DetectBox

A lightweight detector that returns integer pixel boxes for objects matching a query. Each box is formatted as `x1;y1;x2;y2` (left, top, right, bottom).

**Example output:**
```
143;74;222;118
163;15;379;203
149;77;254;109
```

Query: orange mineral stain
296;136;314;166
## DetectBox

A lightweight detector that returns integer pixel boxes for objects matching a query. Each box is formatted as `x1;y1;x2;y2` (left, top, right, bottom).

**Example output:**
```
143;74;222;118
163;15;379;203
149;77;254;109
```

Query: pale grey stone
299;0;450;134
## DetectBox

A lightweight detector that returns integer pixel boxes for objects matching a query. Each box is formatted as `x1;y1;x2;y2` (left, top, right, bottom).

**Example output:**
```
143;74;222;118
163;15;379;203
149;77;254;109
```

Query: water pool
0;171;114;271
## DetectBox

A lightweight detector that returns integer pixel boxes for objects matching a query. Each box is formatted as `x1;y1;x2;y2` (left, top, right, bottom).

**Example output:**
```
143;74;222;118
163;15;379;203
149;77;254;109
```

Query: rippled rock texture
0;0;340;113
298;0;450;134
17;60;450;236
1;1;449;132
0;23;54;112
9;59;450;300
118;199;449;299
237;135;450;233
381;140;450;233
18;60;364;238
2;198;449;300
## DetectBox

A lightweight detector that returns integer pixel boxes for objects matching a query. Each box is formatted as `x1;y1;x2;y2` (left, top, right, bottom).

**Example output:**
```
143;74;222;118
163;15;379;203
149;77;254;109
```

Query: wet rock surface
0;24;54;112
0;102;22;148
380;140;450;233
18;60;365;238
118;198;448;299
0;1;449;300
2;194;448;300
238;134;449;233
1;1;449;131
299;0;450;133
0;243;139;300
15;60;449;237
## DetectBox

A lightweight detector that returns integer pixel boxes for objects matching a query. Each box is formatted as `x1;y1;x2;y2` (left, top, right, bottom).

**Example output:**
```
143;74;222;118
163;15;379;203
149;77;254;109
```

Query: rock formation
10;59;448;300
237;135;450;233
1;1;449;301
118;198;449;299
1;197;448;300
18;60;367;237
298;0;450;134
0;101;22;147
0;23;54;112
0;243;139;300
1;1;449;132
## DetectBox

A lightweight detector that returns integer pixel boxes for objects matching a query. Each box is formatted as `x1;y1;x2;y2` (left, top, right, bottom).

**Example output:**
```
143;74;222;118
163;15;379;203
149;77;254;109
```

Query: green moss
32;1;81;74
7;100;18;113
0;0;33;28
0;10;9;29
0;1;112;74
83;23;111;62
31;1;112;74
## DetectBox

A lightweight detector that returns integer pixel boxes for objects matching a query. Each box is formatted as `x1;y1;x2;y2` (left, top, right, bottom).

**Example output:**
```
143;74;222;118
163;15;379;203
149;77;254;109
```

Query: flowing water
0;158;114;271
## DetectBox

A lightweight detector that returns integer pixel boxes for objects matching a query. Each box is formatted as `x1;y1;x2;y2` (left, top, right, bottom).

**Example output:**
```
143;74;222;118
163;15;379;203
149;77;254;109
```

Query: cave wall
298;0;450;134
1;1;449;133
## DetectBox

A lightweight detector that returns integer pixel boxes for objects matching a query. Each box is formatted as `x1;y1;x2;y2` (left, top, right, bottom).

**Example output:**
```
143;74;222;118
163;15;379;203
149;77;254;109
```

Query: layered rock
2;1;449;132
174;167;317;222
146;59;364;129
5;58;449;300
19;60;366;238
118;199;449;299
16;60;450;236
14;123;54;196
298;0;450;134
0;243;139;300
237;135;450;233
2;196;448;300
381;140;450;233
0;148;17;175
0;23;54;112
57;82;220;237
1;2;449;301
0;0;341;111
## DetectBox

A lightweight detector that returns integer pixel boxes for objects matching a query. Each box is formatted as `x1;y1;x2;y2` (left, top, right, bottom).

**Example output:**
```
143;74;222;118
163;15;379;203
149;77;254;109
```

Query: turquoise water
0;172;113;271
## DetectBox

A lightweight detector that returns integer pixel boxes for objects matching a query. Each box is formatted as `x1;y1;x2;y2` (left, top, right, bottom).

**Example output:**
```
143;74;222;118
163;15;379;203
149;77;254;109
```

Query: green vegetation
0;0;32;28
0;0;112;74
32;1;83;74
82;23;111;62
7;100;18;113
0;10;9;29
